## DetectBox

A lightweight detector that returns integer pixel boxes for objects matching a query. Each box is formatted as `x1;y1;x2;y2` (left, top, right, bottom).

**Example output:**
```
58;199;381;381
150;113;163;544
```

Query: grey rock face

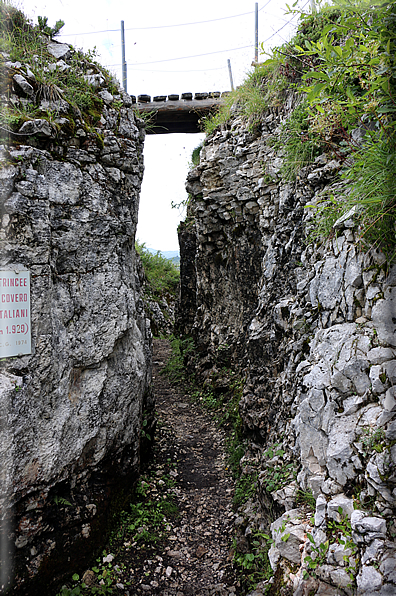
47;41;71;60
18;118;53;136
372;287;396;347
0;50;151;593
13;73;35;96
178;98;396;596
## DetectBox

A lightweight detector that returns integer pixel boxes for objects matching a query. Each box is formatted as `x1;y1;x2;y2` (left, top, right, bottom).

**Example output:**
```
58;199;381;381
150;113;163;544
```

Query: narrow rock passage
138;337;241;596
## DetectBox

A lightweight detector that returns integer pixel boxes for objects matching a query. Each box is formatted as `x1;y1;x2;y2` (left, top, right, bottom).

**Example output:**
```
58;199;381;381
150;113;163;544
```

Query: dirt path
132;337;241;596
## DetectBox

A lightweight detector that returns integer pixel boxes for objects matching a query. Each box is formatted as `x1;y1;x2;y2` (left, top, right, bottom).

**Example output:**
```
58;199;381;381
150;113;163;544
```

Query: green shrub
296;1;396;259
136;242;180;301
277;100;324;180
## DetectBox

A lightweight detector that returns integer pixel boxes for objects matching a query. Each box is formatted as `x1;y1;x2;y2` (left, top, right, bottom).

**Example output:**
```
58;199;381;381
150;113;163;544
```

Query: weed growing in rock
358;426;386;458
304;506;358;586
303;533;329;577
275;100;324;181
56;472;179;595
233;530;274;593
233;471;258;507
260;442;296;493
0;2;116;140
305;192;344;244
161;335;195;383
190;142;203;167
295;487;316;511
327;507;358;585
202;60;287;135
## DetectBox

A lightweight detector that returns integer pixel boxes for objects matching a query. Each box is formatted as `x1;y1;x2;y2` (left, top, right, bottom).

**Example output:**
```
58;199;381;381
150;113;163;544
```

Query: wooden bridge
131;92;227;134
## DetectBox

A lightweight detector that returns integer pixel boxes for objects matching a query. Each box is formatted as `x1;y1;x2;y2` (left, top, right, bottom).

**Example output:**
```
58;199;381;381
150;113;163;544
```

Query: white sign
0;270;31;358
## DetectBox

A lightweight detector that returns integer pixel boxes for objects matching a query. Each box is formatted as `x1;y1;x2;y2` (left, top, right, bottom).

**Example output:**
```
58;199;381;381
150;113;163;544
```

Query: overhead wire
60;6;262;37
58;0;289;38
59;1;309;75
113;45;254;67
106;66;226;72
261;0;309;45
121;6;307;68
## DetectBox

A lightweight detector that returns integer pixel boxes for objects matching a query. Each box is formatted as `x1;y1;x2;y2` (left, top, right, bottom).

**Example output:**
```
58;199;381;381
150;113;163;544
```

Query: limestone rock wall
0;46;152;594
179;105;396;595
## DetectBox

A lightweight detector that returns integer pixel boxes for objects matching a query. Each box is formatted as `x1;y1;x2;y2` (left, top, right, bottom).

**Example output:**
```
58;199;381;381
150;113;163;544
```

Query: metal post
309;0;316;13
255;2;258;63
121;20;127;92
227;59;234;91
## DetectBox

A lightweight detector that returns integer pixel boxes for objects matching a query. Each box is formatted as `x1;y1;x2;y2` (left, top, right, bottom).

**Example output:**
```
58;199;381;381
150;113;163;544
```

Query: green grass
136;242;180;302
342;135;396;261
161;335;194;383
276;100;324;180
202;60;287;135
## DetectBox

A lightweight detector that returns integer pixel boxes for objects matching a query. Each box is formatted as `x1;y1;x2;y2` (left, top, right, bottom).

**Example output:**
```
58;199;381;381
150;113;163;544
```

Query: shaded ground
94;338;242;596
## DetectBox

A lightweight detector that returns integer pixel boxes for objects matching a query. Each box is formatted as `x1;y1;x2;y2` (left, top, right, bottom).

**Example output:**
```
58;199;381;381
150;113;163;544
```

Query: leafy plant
53;495;73;507
304;532;329;575
56;469;179;595
358;426;386;457
233;472;258;506
260;443;296;493
233;530;274;593
294;1;396;259
190;142;203;167
327;506;358;583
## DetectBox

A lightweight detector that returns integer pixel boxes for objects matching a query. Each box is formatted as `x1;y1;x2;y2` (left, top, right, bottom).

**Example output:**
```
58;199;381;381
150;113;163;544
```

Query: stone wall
178;103;396;595
0;43;152;594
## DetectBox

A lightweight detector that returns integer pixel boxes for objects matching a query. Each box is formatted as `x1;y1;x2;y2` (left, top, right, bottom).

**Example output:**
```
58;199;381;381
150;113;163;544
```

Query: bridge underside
136;98;223;134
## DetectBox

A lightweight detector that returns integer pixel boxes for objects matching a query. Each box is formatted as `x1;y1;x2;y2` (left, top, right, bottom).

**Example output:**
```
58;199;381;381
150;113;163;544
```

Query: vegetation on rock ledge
202;0;396;261
0;1;119;142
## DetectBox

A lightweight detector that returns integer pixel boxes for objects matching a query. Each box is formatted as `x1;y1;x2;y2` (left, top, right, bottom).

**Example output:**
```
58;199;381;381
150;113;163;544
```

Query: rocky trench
1;28;396;596
68;337;243;596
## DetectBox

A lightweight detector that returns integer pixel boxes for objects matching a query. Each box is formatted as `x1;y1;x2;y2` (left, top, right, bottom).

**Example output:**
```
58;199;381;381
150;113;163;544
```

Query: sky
18;0;311;251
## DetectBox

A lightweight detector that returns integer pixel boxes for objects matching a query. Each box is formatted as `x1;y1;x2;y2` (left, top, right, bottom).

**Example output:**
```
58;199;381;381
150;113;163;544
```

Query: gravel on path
135;337;241;596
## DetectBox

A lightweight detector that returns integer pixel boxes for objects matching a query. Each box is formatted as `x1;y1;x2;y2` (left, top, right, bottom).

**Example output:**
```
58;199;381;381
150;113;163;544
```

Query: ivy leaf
303;70;330;81
307;533;315;544
345;38;355;51
307;83;327;102
334;46;343;58
346;86;355;101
